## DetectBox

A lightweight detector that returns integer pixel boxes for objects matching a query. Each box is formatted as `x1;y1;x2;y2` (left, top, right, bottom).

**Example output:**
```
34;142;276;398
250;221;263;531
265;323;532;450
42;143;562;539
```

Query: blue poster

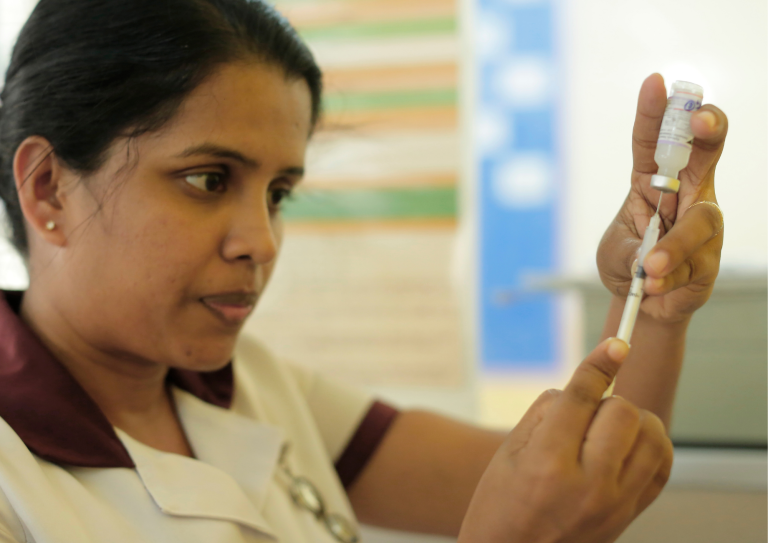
476;0;562;372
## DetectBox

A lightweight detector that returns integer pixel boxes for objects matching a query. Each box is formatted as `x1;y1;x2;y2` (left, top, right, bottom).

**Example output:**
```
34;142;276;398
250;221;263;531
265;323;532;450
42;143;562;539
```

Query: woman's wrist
635;298;693;332
609;293;694;330
605;295;692;345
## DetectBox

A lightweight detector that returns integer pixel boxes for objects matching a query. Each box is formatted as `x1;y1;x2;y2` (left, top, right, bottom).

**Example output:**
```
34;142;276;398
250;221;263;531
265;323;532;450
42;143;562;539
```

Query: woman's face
46;62;312;371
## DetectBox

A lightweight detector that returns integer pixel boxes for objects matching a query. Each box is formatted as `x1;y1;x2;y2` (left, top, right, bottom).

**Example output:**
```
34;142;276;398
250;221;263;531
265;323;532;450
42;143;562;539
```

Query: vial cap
651;174;680;193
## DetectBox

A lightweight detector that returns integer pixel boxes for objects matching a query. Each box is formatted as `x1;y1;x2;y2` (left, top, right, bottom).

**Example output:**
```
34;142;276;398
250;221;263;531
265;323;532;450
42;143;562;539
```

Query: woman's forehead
143;62;312;163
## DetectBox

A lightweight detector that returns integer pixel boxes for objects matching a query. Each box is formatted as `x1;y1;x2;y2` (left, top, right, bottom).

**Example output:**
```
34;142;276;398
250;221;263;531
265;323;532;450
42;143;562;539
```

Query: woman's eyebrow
176;143;259;167
175;143;304;177
281;166;305;178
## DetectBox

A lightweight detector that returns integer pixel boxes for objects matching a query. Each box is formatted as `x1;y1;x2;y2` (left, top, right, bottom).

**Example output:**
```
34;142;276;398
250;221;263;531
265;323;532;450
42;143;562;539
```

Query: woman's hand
457;338;673;543
597;73;728;323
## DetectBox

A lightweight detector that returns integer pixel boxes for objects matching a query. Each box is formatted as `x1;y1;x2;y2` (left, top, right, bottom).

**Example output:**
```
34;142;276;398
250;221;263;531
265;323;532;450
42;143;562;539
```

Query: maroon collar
0;291;233;468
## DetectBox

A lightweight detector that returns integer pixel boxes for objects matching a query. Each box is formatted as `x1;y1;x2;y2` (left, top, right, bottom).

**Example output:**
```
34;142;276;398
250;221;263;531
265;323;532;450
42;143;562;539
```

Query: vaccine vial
651;80;703;193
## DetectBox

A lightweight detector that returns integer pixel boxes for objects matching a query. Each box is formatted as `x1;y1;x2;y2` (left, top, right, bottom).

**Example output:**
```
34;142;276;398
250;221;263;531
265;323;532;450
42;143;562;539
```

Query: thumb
503;389;562;456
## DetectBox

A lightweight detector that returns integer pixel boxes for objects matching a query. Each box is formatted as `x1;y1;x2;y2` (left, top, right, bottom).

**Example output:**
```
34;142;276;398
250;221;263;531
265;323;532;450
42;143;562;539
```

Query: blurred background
0;0;765;541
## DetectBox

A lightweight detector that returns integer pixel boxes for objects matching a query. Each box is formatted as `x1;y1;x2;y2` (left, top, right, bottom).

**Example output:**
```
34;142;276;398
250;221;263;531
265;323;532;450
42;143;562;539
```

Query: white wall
0;1;763;542
559;0;767;275
0;0;36;289
0;0;35;69
2;0;765;282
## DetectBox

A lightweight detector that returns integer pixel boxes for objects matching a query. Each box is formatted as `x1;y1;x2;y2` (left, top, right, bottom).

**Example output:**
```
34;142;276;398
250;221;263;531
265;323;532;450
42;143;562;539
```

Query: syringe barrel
653;80;703;189
617;275;644;344
615;213;662;345
638;214;661;266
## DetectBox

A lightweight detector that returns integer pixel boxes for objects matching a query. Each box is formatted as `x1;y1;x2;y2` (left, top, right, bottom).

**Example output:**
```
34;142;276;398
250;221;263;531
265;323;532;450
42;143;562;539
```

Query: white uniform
0;304;391;543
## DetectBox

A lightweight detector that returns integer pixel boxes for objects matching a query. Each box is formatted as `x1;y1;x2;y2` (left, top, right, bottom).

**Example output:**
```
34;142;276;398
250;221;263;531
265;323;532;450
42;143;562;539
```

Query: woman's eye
184;172;225;193
270;187;293;209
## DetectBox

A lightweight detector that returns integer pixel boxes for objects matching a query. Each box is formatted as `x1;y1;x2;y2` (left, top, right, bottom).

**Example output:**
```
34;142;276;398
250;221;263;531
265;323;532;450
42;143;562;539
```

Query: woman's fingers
631;73;668;175
619;410;674;501
581;396;641;480
682;105;729;186
642;201;723;291
503;389;562;456
633;448;674;516
531;338;630;458
629;72;728;195
643;241;721;296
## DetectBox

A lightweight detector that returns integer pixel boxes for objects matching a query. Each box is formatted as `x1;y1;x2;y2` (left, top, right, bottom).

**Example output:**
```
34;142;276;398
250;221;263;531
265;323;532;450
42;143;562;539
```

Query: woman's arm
595;74;727;432
348;340;673;542
346;409;505;536
601;296;690;430
346;75;727;539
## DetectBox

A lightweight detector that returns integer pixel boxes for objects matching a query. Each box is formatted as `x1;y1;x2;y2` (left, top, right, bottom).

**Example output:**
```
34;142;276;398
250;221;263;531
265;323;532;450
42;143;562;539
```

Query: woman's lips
201;293;257;325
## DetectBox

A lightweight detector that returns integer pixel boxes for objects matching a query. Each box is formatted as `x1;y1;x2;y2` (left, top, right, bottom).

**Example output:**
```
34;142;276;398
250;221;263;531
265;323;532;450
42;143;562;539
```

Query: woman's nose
220;201;278;265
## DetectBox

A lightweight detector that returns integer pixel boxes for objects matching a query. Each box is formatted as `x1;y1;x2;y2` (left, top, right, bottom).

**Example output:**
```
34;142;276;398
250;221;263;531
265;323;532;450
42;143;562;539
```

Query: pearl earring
45;220;56;231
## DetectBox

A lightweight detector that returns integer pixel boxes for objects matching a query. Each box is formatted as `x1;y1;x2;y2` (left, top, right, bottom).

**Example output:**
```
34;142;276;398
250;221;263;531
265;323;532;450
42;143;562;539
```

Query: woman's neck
20;287;194;457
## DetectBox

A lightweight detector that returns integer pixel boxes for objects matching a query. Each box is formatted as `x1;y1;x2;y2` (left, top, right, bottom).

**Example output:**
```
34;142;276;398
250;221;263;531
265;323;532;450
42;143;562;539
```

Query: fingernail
606;338;630;363
645;251;669;274
698;110;717;130
611;395;624;400
630;258;639;276
646;277;664;291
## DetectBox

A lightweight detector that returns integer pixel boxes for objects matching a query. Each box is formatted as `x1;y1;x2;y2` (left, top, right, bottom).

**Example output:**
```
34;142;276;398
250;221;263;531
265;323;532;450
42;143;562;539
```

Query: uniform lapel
115;389;284;540
172;387;285;510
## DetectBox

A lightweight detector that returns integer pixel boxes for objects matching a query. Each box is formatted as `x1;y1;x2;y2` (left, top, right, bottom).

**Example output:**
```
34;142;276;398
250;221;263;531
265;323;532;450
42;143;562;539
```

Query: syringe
604;79;703;398
605;192;663;397
618;192;663;341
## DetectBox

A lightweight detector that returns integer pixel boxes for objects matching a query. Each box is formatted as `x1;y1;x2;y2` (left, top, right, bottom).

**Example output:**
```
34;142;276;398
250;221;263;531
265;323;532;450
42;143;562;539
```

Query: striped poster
243;0;465;386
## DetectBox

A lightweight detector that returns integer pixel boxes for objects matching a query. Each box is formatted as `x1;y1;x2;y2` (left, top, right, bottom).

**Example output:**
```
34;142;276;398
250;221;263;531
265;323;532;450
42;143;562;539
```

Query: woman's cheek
262;215;284;283
120;215;200;298
272;214;284;249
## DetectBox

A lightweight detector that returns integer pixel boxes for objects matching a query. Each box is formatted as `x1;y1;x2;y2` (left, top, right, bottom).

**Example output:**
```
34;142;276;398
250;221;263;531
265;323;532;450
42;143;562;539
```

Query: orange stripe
319;106;457;131
282;0;455;29
323;64;457;94
284;218;457;234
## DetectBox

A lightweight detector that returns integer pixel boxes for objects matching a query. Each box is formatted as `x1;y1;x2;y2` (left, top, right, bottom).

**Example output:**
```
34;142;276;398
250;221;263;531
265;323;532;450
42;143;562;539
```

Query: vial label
658;93;702;149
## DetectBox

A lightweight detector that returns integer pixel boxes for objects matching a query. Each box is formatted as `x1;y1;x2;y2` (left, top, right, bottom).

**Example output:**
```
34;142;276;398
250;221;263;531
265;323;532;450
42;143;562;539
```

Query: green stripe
277;0;381;4
299;18;456;41
323;88;456;112
282;187;456;221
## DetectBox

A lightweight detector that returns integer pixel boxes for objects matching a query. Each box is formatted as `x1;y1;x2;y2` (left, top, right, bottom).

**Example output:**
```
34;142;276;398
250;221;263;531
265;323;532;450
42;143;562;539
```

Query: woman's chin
170;337;238;372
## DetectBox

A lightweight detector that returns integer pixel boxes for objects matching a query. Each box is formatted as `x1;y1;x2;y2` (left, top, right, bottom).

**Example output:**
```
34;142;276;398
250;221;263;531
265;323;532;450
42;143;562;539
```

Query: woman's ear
13;136;68;248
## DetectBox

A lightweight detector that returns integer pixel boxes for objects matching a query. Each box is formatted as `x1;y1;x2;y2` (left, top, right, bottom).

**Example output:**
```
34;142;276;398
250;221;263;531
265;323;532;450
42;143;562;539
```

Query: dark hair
0;0;322;257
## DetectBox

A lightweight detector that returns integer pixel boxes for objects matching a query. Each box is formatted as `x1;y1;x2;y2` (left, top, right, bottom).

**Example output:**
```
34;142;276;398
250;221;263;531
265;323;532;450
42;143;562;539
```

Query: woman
0;0;728;541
